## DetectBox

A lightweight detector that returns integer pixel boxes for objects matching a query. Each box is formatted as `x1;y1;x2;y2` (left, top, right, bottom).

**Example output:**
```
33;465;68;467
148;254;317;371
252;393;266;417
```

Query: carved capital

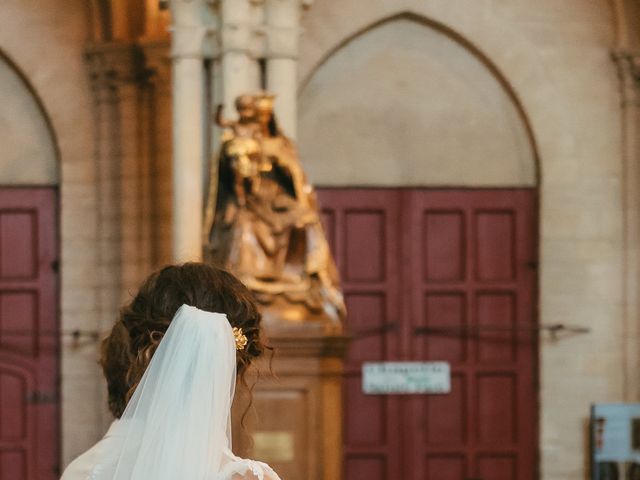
261;0;308;58
219;23;264;57
139;39;172;88
613;50;640;86
85;42;144;93
171;24;219;59
262;24;301;59
168;0;218;58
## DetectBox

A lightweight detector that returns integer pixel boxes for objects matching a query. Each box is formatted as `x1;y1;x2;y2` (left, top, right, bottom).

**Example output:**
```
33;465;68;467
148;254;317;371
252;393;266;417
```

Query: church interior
2;1;640;479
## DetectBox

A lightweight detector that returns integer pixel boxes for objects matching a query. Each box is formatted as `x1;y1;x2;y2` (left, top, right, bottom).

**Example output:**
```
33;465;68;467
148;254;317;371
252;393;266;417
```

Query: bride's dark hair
100;262;264;418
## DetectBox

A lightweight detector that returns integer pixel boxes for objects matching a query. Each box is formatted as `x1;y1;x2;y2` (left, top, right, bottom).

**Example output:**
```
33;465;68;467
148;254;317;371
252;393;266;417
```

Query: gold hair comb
233;327;248;351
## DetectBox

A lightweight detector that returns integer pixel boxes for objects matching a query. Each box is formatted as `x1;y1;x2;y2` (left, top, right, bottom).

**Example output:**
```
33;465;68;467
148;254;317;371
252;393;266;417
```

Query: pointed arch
0;48;60;184
298;11;541;186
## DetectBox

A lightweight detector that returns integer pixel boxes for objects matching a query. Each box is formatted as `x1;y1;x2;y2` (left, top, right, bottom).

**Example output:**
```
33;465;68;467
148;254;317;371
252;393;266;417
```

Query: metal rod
349;322;398;338
414;323;590;335
0;329;103;340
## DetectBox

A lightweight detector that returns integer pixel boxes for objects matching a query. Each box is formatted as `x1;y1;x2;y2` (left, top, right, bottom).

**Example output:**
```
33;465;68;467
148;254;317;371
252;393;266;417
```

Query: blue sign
591;403;640;479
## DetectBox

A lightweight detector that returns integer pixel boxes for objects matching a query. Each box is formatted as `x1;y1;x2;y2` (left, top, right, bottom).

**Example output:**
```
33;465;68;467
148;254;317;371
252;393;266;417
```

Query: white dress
61;421;281;480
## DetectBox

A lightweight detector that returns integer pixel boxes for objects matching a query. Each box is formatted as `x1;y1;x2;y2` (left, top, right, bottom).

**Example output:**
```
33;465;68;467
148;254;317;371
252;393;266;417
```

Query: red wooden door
0;189;59;480
319;190;403;480
317;188;538;480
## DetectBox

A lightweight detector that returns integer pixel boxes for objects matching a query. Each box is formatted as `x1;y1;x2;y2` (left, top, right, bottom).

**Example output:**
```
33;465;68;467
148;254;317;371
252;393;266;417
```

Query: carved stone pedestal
232;325;348;480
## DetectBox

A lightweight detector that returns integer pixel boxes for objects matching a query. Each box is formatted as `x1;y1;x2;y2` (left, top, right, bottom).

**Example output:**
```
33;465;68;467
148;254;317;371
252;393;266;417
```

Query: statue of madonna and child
203;92;346;330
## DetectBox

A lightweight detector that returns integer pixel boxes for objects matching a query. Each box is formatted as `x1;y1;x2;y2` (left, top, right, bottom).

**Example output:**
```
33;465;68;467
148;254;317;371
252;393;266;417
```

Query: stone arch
298;12;540;187
0;49;59;185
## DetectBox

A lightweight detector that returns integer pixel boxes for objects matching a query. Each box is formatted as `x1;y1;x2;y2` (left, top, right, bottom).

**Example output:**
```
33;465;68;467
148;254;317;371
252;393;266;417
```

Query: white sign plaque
362;362;451;395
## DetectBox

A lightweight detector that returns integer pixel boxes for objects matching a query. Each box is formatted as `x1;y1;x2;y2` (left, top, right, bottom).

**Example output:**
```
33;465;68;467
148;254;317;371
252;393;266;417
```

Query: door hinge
25;390;58;405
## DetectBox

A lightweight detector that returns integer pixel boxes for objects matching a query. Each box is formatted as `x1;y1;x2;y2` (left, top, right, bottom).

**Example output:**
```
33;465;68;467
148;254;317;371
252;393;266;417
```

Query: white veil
90;304;281;480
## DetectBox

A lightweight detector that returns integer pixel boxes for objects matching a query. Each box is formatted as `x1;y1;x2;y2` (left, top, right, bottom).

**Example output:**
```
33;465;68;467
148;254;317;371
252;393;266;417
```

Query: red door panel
0;189;59;480
404;190;536;480
319;190;403;480
317;188;537;480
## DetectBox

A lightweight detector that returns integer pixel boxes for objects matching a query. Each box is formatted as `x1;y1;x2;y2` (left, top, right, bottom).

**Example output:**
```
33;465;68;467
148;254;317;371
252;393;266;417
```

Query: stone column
206;0;261;246
219;0;261;111
140;40;174;267
264;0;307;139
168;0;213;262
613;50;640;400
117;52;150;297
87;43;156;303
86;43;146;319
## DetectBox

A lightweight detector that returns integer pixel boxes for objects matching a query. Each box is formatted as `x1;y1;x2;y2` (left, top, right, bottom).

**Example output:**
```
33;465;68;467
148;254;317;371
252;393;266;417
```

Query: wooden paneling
318;188;537;480
406;190;536;480
344;210;386;283
425;455;466;480
475;210;516;281
424;374;466;446
420;293;467;362
345;456;386;480
0;189;58;480
422;211;465;282
0;210;37;279
0;370;27;439
318;190;402;480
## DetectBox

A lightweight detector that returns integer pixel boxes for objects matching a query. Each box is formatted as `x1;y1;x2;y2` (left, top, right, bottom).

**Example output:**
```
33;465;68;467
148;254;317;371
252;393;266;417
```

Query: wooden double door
0;189;58;479
317;189;538;480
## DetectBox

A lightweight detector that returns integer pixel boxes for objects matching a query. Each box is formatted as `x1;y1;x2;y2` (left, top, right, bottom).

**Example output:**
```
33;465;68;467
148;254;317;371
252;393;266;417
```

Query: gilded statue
204;93;346;328
214;95;262;206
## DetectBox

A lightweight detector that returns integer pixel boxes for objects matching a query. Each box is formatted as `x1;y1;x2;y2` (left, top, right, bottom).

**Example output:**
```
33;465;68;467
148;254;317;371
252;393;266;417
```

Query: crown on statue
255;91;276;111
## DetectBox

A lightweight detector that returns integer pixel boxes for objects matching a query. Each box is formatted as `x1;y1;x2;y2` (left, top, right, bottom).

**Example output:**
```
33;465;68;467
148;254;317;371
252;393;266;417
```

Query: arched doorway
301;14;539;480
0;52;59;480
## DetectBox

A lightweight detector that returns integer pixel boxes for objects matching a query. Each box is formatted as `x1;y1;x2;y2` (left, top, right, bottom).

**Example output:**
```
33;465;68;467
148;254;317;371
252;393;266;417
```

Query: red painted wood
318;189;403;480
317;188;537;480
405;190;537;480
0;188;58;480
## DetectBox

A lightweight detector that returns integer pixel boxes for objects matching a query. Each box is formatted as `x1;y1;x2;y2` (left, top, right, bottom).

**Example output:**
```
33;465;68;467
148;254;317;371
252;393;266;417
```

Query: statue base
257;294;344;336
232;322;348;480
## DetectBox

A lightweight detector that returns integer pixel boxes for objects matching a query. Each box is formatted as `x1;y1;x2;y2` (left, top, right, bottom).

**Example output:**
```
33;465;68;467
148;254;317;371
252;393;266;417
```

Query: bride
61;262;282;480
